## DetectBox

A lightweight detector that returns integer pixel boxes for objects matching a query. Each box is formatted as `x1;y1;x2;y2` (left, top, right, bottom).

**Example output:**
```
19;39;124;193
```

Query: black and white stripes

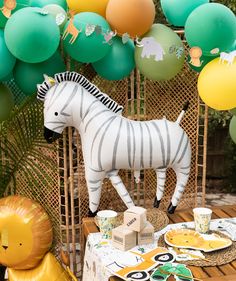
37;71;123;114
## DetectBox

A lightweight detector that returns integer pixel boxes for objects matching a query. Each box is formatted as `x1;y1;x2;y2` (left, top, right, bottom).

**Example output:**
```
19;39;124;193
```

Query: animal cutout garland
62;10;81;44
0;0;16;18
38;71;191;215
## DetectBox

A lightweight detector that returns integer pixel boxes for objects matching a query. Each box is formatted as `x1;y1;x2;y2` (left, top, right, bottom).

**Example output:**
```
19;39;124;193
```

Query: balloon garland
0;0;235;115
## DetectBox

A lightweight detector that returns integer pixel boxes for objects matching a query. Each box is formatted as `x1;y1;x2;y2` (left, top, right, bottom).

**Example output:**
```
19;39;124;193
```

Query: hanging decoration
122;32;130;44
85;23;96;36
0;0;16;18
136;36;165;62
62;10;81;44
219;50;236;66
103;30;116;45
189;47;203;67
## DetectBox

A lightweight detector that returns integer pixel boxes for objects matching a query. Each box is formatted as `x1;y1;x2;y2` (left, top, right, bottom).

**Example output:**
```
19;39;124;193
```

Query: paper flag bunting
0;0;16;18
85;24;96;36
55;13;66;26
95;25;102;35
122;33;130;44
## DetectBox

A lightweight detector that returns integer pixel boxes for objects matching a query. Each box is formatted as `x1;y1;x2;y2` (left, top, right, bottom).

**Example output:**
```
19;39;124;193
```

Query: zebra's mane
37;71;123;114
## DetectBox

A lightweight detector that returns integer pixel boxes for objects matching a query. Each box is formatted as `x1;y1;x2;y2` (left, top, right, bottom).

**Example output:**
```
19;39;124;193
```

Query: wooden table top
82;205;236;281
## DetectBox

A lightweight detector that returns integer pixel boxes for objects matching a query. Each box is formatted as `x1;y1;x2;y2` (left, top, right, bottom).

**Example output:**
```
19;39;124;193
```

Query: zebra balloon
38;71;191;215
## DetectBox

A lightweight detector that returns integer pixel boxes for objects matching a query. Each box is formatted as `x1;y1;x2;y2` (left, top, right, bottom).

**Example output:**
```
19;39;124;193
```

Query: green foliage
208;108;232;136
0;96;57;198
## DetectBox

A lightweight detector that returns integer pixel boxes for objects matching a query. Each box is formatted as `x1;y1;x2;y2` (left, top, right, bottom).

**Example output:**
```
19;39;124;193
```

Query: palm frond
0;96;57;198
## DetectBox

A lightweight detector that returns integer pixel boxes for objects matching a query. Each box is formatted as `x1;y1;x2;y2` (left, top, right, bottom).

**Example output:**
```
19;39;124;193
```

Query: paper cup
95;210;117;239
193;207;212;233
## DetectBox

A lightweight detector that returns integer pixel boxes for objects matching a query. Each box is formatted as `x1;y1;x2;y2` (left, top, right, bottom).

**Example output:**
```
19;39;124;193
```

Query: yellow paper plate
164;229;232;252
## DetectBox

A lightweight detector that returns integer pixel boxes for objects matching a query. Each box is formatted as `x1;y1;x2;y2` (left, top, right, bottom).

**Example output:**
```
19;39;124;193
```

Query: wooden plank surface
82;205;236;281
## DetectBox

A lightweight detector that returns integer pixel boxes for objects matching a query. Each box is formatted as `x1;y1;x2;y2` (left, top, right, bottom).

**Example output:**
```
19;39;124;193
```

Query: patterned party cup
193;207;212;234
95;210;118;239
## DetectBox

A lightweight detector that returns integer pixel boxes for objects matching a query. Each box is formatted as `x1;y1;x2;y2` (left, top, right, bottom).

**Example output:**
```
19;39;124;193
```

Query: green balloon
0;30;16;80
185;3;236;56
230;116;236;144
0;83;14;121
135;24;185;81
92;37;135;80
13;51;66;95
43;4;67;33
0;0;30;28
188;54;218;73
4;7;60;63
161;0;209;27
230;108;236;116
63;12;111;63
30;0;67;10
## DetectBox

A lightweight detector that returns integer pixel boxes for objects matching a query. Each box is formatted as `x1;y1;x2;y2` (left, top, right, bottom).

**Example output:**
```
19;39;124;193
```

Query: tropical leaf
0;95;57;198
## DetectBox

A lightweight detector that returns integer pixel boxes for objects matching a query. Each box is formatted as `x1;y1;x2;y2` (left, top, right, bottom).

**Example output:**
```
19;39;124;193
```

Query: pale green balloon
43;4;67;33
230;116;236;144
135;24;185;81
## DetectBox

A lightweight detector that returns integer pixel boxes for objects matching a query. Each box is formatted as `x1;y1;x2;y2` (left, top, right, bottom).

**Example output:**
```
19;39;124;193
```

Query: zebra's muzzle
44;127;61;143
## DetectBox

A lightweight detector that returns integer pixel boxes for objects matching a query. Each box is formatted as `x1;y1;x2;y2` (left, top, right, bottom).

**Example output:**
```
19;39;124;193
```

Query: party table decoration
164;229;232;252
4;7;60;63
38;71;191;215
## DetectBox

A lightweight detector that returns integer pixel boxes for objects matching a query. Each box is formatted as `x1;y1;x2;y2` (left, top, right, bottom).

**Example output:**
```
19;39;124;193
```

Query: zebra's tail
176;101;189;124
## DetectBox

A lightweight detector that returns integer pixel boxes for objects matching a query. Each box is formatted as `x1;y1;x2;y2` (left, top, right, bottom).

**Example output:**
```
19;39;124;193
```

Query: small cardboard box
137;221;154;245
112;225;136;251
124;206;147;232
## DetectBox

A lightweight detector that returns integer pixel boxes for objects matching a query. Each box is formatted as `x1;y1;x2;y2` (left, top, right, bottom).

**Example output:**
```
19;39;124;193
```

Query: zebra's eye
54;112;58;116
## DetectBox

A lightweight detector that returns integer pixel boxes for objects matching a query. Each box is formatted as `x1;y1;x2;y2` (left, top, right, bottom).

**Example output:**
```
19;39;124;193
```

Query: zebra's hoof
88;209;97;217
167;203;177;214
154;197;161;208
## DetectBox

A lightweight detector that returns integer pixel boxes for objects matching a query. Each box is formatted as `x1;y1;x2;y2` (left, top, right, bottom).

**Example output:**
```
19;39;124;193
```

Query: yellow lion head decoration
0;195;53;269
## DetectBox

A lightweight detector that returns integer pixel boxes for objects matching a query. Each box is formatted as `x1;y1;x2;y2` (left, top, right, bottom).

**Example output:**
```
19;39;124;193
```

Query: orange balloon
106;0;155;38
66;0;109;17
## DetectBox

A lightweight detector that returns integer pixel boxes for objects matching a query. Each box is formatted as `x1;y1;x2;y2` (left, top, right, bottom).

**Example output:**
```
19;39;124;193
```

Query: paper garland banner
0;0;16;18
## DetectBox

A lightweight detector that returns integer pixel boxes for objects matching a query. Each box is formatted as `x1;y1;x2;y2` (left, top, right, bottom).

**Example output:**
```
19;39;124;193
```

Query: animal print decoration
38;71;191;215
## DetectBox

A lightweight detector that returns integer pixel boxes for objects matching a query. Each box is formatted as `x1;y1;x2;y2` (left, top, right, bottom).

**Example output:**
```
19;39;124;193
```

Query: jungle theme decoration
38;71;191;214
0;0;235;106
106;247;175;281
151;263;194;281
0;195;75;281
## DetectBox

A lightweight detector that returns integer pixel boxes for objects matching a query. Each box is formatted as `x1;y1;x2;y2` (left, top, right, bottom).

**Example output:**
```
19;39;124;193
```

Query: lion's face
0;196;53;269
0;214;33;267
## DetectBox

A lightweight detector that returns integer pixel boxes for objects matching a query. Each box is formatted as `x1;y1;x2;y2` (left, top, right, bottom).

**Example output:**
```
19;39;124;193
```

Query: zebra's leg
108;170;134;209
154;168;167;208
168;165;191;214
86;169;105;216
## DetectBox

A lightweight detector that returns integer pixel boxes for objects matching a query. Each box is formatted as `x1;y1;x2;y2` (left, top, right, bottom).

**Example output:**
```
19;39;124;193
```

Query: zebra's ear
43;74;56;86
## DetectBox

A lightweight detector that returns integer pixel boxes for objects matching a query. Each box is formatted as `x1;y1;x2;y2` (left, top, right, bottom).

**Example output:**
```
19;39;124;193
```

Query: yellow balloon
198;57;236;110
66;0;109;17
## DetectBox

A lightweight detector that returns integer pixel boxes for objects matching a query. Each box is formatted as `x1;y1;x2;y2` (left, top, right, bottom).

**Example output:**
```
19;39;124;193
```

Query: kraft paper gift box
112;225;137;251
137;221;154;245
124;206;147;232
